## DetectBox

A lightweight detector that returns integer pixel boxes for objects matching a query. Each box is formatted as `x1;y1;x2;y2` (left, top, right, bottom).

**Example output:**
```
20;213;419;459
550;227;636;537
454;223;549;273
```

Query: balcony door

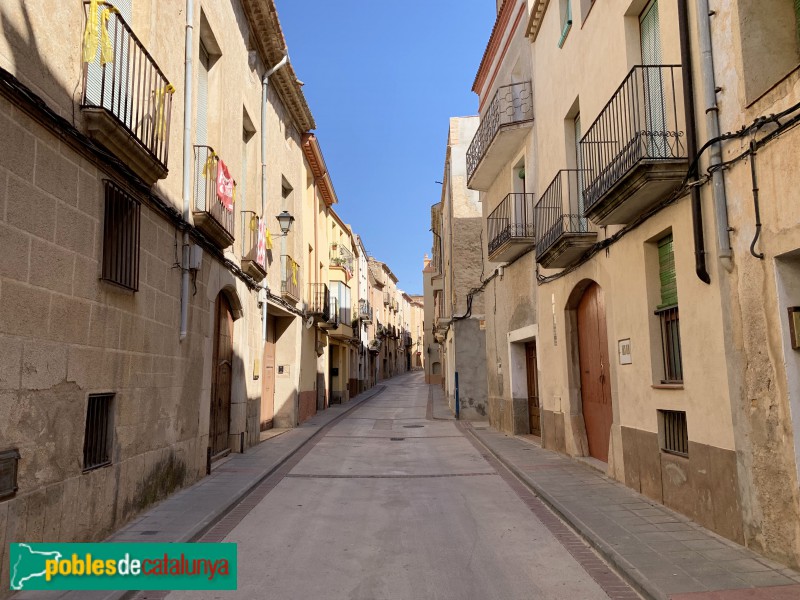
195;44;210;209
84;0;132;116
640;0;668;157
574;114;589;231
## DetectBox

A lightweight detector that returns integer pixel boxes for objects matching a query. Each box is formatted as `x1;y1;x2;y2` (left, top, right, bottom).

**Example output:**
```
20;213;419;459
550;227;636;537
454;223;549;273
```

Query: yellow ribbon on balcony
82;0;101;63
291;260;298;285
153;84;176;140
202;151;217;178
265;229;273;250
249;215;258;232
99;7;119;65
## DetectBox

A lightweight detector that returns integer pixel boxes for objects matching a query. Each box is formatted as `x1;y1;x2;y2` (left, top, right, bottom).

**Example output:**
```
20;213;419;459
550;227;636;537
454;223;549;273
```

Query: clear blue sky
276;1;495;295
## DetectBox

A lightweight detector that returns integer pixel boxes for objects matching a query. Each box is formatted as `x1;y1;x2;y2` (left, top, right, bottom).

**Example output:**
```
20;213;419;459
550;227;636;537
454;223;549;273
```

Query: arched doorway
210;292;234;457
577;282;613;462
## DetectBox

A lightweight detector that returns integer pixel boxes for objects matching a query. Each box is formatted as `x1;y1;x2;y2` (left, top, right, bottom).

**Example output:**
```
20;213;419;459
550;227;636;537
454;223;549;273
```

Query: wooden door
525;342;541;436
210;294;233;456
261;315;276;431
577;283;613;462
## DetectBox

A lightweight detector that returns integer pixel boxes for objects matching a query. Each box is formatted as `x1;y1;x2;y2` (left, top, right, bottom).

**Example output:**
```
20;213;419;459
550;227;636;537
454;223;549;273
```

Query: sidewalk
13;385;386;600
461;417;800;600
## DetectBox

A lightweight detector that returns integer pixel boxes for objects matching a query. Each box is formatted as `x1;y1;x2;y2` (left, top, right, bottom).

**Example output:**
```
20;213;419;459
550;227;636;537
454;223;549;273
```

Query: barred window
659;410;688;457
102;181;141;291
83;394;114;471
0;449;20;500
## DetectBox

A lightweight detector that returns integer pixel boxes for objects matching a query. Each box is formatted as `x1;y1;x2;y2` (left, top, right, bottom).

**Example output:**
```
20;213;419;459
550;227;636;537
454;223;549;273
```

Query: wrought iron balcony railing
330;243;354;273
487;193;536;260
81;2;172;177
193;145;235;248
358;299;373;321
467;81;533;184
580;65;687;223
535;170;597;268
308;283;331;321
281;255;300;302
383;291;390;306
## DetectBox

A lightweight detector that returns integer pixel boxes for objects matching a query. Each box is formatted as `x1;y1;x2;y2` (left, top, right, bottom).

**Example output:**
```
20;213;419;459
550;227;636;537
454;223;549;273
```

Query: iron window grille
0;449;20;500
102;181;141;291
656;305;682;383
83;393;114;471
660;410;688;457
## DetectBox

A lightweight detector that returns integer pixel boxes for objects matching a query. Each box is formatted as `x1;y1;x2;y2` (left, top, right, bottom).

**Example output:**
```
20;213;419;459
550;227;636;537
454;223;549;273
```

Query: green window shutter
795;0;800;46
658;233;678;308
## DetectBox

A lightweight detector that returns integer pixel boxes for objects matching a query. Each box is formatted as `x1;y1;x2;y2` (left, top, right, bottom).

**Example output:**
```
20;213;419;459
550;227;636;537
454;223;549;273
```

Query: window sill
652;383;683;390
660;449;689;459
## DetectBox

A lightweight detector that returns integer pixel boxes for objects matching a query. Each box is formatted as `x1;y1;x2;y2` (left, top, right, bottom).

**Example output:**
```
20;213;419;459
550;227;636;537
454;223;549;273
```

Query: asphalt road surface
166;372;629;600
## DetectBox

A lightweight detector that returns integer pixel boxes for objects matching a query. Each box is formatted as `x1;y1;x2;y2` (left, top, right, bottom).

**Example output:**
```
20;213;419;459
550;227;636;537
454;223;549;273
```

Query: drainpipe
260;52;290;344
179;0;194;341
678;0;710;284
697;0;733;270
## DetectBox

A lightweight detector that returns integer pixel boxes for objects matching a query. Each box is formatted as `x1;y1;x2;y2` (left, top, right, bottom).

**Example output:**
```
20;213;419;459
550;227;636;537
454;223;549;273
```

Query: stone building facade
426;116;488;420
452;0;800;568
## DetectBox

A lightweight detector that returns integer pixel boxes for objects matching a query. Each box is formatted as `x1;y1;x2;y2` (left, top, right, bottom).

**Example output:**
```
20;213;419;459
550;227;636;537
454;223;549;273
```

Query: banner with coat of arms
216;159;234;212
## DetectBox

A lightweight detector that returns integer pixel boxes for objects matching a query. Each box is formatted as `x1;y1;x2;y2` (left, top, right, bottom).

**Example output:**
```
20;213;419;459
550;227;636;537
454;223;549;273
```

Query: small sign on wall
618;339;632;365
789;307;800;350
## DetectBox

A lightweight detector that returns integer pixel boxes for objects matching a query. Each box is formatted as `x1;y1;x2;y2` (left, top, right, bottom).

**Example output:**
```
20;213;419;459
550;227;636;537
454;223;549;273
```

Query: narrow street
163;372;635;600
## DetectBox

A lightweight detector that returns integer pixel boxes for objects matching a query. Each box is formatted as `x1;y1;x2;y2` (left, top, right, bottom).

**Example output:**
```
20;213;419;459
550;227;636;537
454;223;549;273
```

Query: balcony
358;299;373;322
383;292;390;306
81;3;172;184
240;212;266;282
467;82;534;190
535;170;598;269
330;243;354;275
580;65;688;225
193;145;235;249
308;283;331;323
280;255;300;303
404;333;413;347
368;339;382;354
325;297;340;329
487;193;536;263
328;294;353;340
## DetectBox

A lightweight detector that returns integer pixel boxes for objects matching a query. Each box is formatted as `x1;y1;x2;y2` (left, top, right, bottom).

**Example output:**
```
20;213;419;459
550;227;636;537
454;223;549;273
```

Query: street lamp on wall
275;210;295;236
